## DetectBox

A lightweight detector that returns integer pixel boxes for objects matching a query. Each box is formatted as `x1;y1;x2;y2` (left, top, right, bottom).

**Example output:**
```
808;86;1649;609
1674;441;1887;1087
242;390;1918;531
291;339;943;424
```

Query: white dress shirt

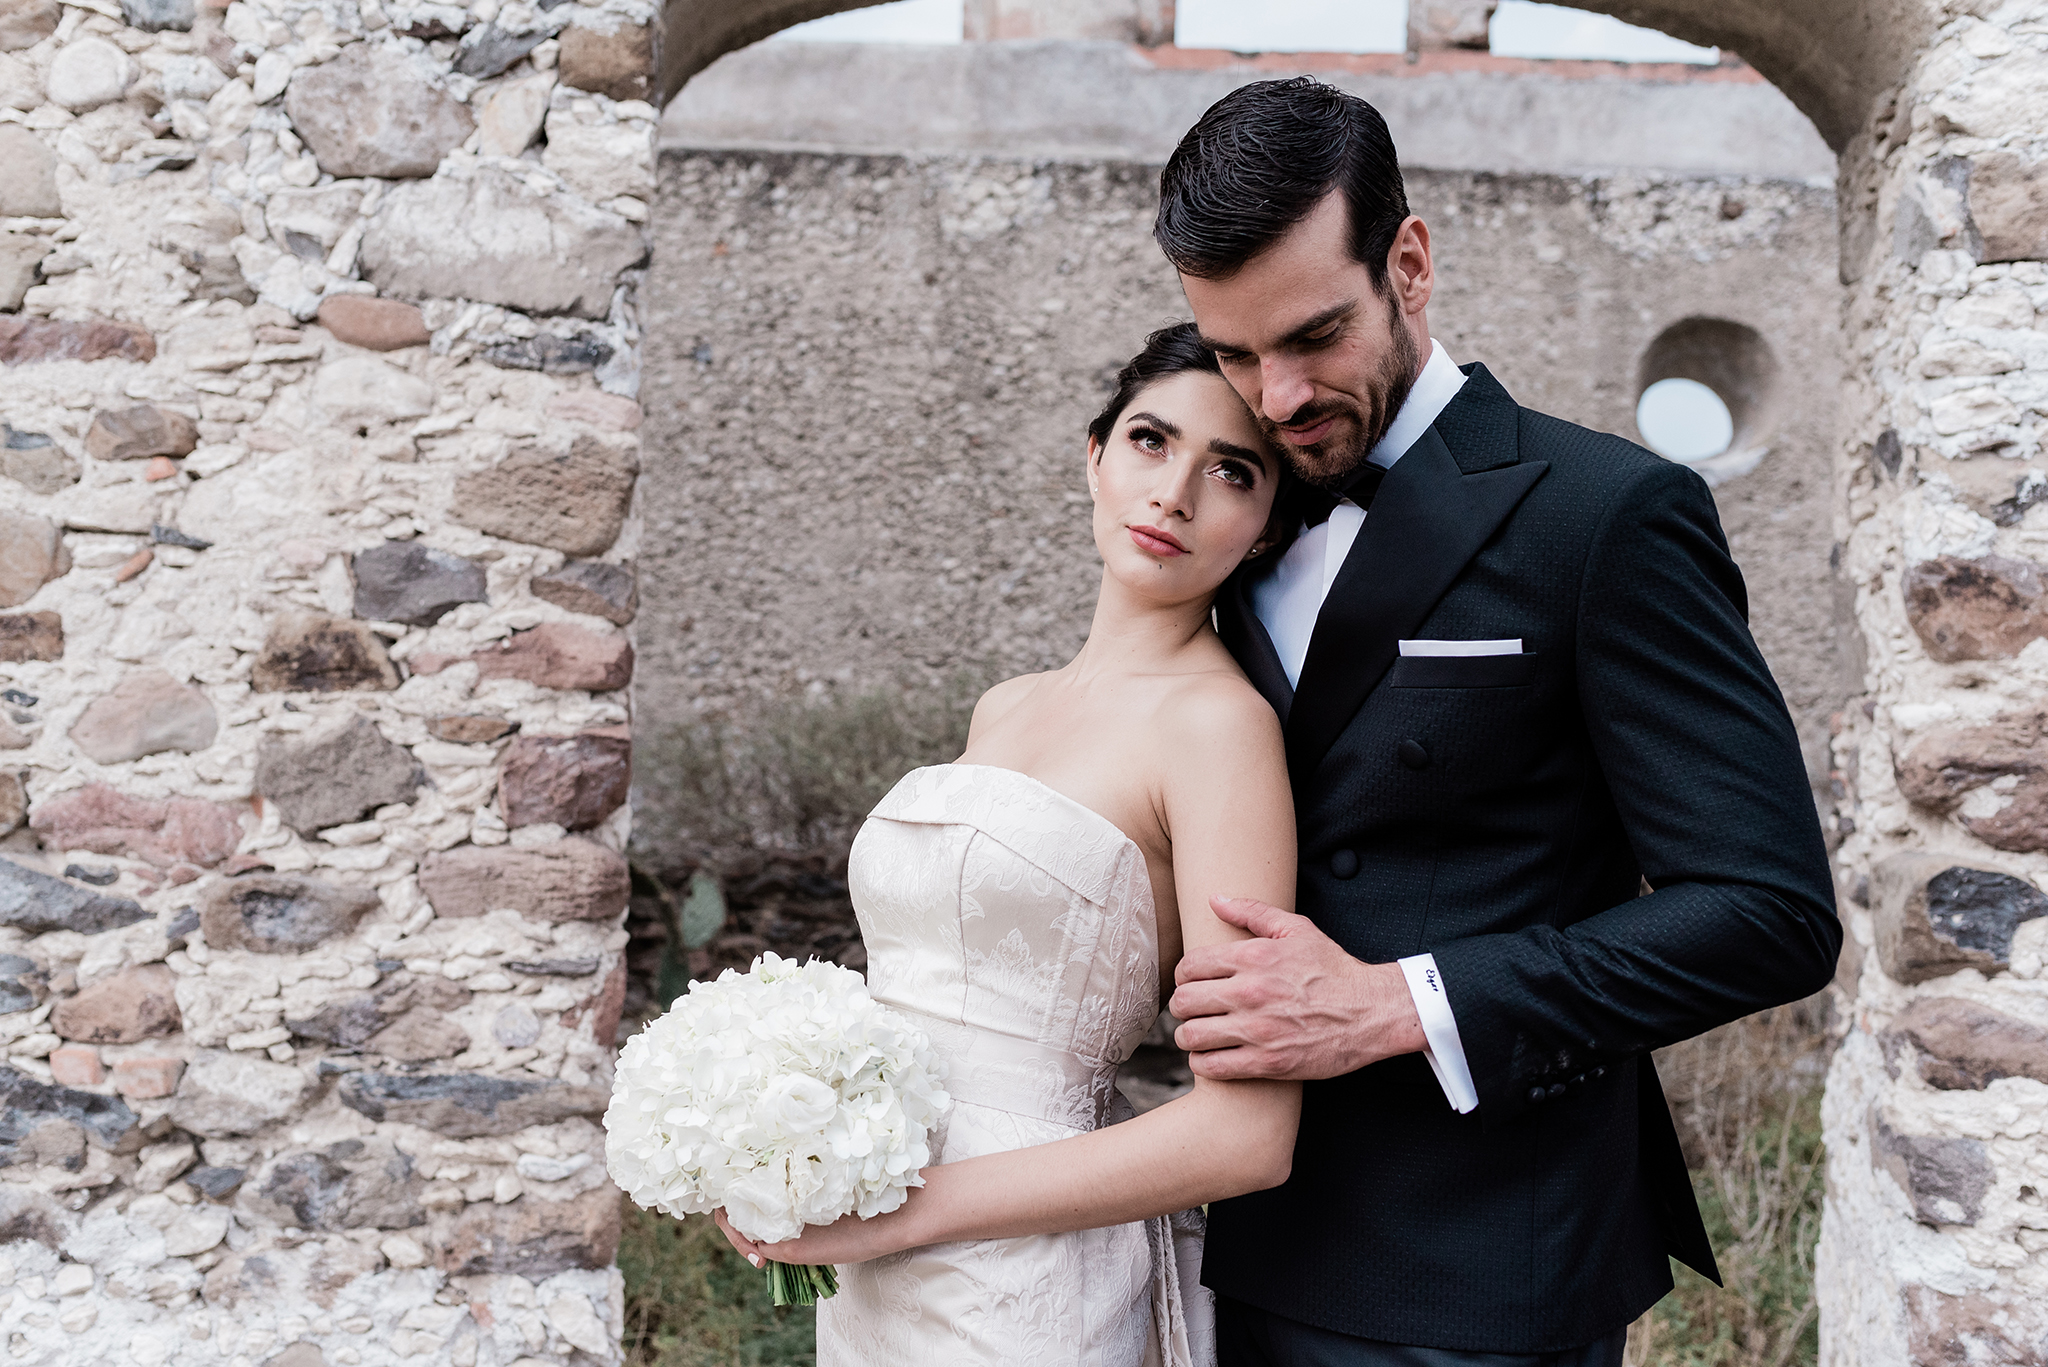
1250;338;1480;1114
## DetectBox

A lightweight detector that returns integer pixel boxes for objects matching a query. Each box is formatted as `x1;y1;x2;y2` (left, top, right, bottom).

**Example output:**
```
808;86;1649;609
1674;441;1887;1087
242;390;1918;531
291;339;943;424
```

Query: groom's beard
1263;294;1422;493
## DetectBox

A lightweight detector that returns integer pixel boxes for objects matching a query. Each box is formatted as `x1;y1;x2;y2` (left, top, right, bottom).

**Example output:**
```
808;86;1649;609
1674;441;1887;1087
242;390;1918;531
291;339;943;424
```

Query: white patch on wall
773;0;966;43
1490;1;1718;63
1175;0;1408;53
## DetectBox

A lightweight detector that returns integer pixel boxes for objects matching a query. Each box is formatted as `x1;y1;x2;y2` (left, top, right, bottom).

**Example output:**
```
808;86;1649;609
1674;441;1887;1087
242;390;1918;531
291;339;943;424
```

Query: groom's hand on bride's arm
1169;896;1426;1081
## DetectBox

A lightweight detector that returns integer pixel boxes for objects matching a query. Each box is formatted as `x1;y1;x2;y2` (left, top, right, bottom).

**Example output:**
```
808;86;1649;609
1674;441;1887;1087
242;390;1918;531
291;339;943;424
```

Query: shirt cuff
1398;953;1478;1114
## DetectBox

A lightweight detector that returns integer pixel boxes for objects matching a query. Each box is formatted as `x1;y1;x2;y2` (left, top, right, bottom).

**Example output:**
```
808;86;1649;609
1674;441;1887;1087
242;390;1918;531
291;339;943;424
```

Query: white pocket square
1398;639;1523;657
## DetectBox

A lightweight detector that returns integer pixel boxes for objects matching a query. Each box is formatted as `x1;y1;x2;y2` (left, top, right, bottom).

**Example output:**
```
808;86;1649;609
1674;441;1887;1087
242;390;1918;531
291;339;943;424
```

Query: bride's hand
713;1206;908;1269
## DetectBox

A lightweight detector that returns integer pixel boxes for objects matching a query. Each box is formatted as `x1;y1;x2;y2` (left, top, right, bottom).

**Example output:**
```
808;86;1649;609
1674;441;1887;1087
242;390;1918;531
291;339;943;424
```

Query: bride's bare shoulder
967;672;1045;739
1158;669;1284;757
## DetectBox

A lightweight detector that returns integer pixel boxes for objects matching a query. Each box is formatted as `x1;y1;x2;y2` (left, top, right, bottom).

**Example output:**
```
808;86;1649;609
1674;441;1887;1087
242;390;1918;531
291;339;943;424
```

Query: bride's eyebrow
1124;411;1180;438
1209;438;1263;468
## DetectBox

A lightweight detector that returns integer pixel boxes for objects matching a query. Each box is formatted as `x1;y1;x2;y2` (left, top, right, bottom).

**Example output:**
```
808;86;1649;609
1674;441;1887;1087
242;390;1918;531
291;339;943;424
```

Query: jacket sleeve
1425;456;1840;1127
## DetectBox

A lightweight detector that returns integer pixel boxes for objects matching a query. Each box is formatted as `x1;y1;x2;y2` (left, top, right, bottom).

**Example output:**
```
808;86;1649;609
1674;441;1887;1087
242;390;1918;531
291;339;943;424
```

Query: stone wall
1817;5;2048;1362
0;0;660;1359
631;149;1845;863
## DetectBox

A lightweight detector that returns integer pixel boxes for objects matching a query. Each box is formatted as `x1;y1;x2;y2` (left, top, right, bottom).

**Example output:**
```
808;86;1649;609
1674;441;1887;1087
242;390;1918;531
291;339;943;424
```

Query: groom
1162;79;1840;1365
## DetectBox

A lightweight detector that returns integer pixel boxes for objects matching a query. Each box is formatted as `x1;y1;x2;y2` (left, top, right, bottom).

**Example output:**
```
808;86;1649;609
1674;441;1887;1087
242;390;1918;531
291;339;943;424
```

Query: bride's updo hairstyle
1088;322;1301;560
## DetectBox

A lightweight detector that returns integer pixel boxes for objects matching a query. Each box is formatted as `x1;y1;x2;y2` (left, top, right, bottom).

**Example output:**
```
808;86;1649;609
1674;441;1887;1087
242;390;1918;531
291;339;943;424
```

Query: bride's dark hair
1087;322;1301;559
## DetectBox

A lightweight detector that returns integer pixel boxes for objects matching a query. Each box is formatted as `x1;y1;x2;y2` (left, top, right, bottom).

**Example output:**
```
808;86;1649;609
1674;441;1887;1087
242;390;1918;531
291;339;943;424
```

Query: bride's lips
1128;524;1188;557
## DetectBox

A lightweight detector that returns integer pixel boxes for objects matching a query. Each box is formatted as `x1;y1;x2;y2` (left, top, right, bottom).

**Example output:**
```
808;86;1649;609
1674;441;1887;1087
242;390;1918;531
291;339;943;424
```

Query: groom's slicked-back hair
1155;76;1410;287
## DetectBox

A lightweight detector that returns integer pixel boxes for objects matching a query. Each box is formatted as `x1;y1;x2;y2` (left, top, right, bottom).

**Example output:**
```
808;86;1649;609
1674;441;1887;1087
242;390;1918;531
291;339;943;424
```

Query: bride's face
1088;369;1281;603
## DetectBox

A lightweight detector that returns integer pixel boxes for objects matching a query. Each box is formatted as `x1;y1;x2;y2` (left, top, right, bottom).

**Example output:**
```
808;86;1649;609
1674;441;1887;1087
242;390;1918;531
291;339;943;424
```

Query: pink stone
68;671;217;764
544;391;642;431
51;964;181;1045
29;782;244;870
112;1056;186;1099
471;623;633;693
498;731;630;830
0;316;155;364
48;1044;103;1087
317;295;432;351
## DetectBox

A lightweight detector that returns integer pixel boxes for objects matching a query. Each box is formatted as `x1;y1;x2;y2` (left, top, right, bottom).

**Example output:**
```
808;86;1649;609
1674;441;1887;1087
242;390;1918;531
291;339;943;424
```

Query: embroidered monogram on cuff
1398;953;1479;1114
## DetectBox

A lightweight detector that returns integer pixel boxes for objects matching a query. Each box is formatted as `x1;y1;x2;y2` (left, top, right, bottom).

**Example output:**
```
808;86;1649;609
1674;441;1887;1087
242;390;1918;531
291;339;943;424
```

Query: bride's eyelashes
1121;423;1261;493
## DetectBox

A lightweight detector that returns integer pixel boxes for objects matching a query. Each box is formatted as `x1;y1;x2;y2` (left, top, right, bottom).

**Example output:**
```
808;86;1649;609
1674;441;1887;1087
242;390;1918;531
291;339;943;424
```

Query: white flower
603;953;951;1245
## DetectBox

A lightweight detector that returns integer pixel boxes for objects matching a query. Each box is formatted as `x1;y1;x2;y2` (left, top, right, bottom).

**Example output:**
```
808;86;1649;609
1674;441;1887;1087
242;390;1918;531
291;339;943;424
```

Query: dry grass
1626;999;1832;1367
618;1199;817;1367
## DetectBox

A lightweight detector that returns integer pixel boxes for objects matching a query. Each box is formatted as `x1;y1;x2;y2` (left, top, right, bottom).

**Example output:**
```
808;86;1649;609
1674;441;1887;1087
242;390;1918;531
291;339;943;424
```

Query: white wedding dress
816;763;1215;1366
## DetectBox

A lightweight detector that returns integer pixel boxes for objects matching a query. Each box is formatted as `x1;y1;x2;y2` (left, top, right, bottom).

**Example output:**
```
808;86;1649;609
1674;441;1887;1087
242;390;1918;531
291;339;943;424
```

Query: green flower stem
766;1260;839;1307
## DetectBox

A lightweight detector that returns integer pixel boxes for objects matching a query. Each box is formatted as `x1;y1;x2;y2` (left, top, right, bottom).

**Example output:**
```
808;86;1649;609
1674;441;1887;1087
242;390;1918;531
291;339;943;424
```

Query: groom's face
1180;192;1432;492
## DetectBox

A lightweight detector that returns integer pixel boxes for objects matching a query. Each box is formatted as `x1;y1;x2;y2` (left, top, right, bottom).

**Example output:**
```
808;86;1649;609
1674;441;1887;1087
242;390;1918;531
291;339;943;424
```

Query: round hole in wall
1636;378;1733;461
1634;317;1779;483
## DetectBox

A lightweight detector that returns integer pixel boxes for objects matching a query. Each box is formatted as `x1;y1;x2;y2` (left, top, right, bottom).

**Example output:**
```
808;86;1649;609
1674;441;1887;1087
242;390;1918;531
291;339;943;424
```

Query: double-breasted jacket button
1329;849;1360;880
1547;1083;1568;1099
1397;739;1431;770
1528;1087;1547;1105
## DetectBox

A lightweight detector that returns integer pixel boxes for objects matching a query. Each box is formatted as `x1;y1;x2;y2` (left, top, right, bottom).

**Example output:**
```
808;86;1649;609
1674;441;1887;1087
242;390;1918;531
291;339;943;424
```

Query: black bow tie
1300;462;1389;528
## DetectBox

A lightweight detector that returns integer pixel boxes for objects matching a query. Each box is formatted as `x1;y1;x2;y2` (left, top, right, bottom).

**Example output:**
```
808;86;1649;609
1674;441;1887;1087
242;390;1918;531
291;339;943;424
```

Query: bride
716;323;1302;1366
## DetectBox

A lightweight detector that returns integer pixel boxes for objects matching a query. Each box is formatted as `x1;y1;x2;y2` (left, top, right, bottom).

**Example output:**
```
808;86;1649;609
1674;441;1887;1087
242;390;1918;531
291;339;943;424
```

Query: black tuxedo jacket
1202;364;1839;1352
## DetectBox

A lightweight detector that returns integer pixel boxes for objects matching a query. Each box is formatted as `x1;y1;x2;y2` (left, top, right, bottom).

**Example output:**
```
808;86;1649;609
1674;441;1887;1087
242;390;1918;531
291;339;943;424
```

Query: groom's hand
1169;896;1426;1081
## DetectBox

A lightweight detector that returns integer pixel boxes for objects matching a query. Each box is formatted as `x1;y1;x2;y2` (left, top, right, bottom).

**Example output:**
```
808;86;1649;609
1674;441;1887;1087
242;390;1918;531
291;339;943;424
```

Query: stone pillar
0;0;656;1358
1820;5;2048;1361
963;0;1171;45
1407;0;1495;53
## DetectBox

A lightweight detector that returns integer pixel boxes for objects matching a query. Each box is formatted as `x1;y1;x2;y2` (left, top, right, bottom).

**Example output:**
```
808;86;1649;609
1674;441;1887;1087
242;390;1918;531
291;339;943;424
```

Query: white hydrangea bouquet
604;953;951;1306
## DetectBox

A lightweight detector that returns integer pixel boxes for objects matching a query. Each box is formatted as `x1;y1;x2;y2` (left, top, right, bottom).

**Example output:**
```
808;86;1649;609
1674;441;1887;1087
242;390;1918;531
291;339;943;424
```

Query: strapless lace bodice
816;763;1212;1367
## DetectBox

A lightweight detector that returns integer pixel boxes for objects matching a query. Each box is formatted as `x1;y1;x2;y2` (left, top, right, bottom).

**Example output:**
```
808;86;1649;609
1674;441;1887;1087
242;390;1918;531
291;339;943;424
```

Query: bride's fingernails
749;1254;763;1268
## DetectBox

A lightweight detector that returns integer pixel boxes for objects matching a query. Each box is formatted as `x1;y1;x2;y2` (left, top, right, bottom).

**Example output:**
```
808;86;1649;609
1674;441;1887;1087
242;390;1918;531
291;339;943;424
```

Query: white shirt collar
1365;338;1466;473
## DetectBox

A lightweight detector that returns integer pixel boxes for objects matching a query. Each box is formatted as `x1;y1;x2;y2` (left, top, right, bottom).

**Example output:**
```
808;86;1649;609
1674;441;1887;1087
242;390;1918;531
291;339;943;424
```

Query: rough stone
418;838;628;922
284;43;473;179
310;355;435;431
254;715;421;836
29;783;242;870
337;1071;607;1137
2;426;78;495
185;1165;243;1199
0;611;60;662
1882;996;2048;1091
0;1063;138;1161
198;873;381;954
167;1051;315;1137
366;1006;471;1062
251;613;401;692
0;231;45;311
545;390;642;432
0;513;69;608
442;1183;620;1277
451;24;544;78
450;438;635;556
288;973;469;1049
556;19;656;103
0;0;57;51
491;1003;539;1048
315;295;430;351
0;719;33;751
482;331;613;374
160;1207;229;1257
0;51;38;110
111;1057;184;1099
472;623;633;692
50;964;180;1044
1966;150;2048;264
1871;1110;1992;1227
427;715;516;744
359;166;647;319
0;772;20;839
1903;555;2048;661
565;956;626;1050
498;731;630;830
47;1045;101;1087
119;0;192;32
351;541;486;626
531;560;636;624
69;670;217;764
265;184;366;262
1895;710;2048;852
85;404;199;461
542;101;656;205
45;36;133;112
244;1139;425;1231
0;316;154;363
505;955;599;977
0;857;148;934
1870;851;2048;984
476;72;551;158
0;125;58;218
1902;1287;2048;1367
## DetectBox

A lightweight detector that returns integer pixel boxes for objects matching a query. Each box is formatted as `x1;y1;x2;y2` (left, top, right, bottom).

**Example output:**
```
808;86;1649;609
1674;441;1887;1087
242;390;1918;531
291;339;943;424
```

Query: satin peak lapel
1284;428;1548;782
1216;568;1293;722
